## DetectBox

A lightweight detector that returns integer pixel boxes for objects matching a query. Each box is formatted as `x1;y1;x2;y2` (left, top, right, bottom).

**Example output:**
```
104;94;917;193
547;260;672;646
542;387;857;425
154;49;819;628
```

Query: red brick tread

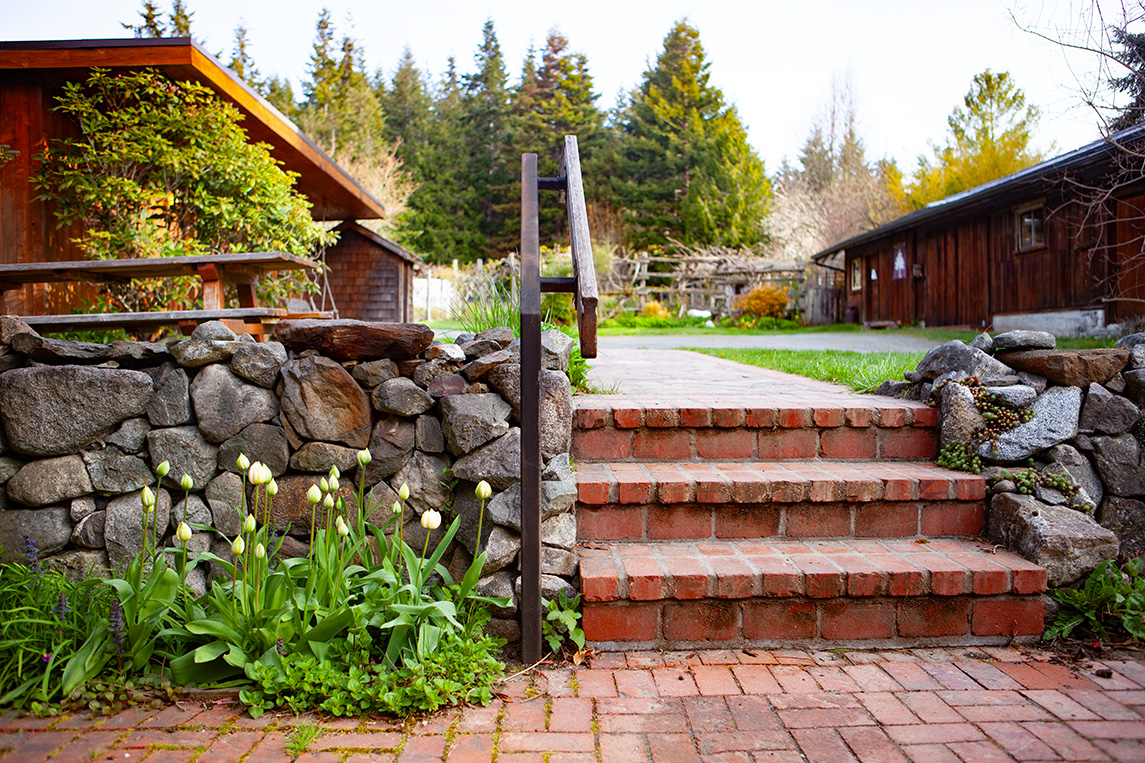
576;461;985;505
574;402;936;430
578;538;1047;603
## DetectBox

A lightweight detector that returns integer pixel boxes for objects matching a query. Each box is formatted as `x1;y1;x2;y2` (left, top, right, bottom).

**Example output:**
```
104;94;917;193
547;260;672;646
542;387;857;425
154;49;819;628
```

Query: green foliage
908;70;1043;207
616;20;770;249
937;442;983;474
1046;558;1145;642
988;465;1096;514
0;553;110;714
285;722;323;757
691;348;926;394
33;67;330;314
542;590;585;655
1109;27;1145;132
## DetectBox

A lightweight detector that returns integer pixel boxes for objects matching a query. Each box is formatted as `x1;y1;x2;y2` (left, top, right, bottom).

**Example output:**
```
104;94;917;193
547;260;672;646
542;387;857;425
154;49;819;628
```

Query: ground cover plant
1046;558;1145;643
0;454;507;718
688;348;926;393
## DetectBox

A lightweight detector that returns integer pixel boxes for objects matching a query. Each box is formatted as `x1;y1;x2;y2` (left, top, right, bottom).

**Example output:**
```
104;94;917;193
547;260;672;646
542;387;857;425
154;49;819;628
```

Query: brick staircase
572;399;1047;650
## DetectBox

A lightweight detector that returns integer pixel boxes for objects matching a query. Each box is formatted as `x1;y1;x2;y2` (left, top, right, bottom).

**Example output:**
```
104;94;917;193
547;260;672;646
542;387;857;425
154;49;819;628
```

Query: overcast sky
4;0;1125;174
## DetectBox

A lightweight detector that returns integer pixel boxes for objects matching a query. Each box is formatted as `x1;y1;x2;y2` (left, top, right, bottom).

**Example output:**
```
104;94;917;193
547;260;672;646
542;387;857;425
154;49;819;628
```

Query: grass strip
687;348;926;393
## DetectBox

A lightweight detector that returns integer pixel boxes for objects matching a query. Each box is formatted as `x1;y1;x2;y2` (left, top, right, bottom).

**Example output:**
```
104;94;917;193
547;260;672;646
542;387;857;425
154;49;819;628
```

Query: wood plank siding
323;222;418;322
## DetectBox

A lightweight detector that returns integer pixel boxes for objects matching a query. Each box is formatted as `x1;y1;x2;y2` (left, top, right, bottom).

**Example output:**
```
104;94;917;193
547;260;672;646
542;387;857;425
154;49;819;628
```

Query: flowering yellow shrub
734;283;789;319
639;301;670;319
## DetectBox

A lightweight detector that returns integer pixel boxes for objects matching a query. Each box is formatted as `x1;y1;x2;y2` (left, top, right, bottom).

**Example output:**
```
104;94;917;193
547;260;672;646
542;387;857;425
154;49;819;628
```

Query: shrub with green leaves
1046;558;1145;642
542;590;585;655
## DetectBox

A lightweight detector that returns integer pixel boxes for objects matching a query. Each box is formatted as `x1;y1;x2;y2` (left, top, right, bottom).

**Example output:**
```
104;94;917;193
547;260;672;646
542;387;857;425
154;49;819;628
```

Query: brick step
572;403;937;463
578;538;1047;649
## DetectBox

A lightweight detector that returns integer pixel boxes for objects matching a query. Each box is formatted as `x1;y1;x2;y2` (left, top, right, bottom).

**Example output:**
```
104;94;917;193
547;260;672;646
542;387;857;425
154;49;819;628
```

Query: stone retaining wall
878;330;1145;589
0;317;577;644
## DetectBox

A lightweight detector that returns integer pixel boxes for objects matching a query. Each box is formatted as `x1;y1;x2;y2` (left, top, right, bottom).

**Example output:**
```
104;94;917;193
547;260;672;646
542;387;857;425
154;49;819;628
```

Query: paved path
4;647;1142;762
599;332;940;353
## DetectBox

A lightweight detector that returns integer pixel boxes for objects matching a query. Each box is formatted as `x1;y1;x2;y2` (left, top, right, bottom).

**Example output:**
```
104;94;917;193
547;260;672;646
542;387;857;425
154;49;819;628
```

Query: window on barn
1015;203;1046;251
850;257;862;292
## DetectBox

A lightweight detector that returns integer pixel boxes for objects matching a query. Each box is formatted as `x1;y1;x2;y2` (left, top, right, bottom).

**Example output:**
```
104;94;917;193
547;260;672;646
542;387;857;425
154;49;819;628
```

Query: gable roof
0;37;385;221
812;121;1145;260
331;221;422;268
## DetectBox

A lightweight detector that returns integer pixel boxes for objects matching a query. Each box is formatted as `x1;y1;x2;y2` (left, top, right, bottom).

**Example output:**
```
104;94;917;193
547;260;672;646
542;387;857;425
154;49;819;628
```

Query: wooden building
0;37;386;317
321;221;419;322
813;124;1145;333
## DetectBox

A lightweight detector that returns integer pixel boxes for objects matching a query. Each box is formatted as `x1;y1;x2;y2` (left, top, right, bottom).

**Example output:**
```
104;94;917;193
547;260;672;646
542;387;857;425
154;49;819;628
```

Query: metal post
519;153;543;663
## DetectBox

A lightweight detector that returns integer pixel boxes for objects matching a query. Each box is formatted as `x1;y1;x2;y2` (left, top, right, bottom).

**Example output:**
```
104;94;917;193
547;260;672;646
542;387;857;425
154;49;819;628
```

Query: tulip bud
356;449;371;467
254;543;266;559
307;484;323;504
328;475;339;492
335;516;349;537
323;494;334;511
156;460;171;478
236;453;251;471
248;463;262;485
243;514;256;534
420;509;442;531
319;477;329;493
329;465;341;480
231;536;245;555
260;464;274;485
266;479;278;497
180;474;194;491
398;483;410;501
141;486;156;508
476;480;492;500
176;522;192;543
391;500;402;516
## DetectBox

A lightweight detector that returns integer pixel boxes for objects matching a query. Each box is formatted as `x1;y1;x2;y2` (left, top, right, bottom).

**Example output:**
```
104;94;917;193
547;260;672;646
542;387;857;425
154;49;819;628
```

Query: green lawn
688;348;926;393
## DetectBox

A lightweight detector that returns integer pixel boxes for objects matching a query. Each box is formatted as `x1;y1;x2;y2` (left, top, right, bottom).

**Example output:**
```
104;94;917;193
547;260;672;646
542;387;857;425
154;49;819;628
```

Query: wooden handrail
557;136;599;359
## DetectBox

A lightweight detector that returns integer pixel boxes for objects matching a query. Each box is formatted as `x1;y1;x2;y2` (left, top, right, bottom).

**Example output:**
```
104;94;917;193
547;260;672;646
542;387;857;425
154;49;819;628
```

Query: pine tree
1110;27;1145;132
169;0;192;36
228;23;262;91
123;1;165;37
616;20;768;249
303;9;338;107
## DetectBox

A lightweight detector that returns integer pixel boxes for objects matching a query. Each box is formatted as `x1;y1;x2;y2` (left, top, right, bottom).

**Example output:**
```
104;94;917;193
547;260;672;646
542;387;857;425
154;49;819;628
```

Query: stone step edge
578;538;1047;603
573;403;936;431
582;595;1044;649
575;461;986;505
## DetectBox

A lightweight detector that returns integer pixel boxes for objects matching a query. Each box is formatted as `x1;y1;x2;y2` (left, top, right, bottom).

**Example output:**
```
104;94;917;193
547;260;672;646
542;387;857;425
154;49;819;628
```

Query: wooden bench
0;252;334;336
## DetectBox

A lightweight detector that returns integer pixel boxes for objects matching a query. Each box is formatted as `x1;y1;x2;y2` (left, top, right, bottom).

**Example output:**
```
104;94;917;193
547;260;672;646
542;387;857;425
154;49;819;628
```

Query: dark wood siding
324;227;414;322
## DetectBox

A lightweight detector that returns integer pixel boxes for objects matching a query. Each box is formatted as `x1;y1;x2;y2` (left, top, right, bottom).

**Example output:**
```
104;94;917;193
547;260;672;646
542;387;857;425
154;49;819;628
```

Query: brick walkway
4;647;1143;762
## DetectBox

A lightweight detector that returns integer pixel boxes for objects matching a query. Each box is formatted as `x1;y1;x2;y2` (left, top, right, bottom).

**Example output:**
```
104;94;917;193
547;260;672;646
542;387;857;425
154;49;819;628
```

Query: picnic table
0;252;333;336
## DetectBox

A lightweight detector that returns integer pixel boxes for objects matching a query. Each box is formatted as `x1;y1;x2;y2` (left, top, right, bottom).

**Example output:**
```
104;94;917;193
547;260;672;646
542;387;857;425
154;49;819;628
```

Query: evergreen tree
1110;26;1145;132
616;20;768;249
909;69;1042;207
123;1;165;37
264;77;297;118
169;0;192;36
228;23;262;92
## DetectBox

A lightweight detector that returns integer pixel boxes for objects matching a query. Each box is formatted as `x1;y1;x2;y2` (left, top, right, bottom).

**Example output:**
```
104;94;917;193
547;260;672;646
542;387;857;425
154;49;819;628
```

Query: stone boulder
541;329;576;372
1098;496;1145;560
279;356;371;449
451;428;521;490
425;343;466;362
0;366;152;456
938;382;984;451
992;330;1056;350
192;320;237;341
485;365;572;460
477;326;514;348
995;348;1130;387
1046;444;1104;506
7;455;92;506
1091;434;1145;496
481;526;520;575
362;416;415;484
262;473;355;535
10;333;112;365
389;451;452;515
542;512;577;550
106;418;151;454
290;442;360;474
1123;370;1145;408
230;341;287;388
441;393;511;455
81;449;152;494
350;358;399;388
986;385;1037;408
206;472;244;538
146;363;192;427
1116;333;1145;349
970;333;994;352
979;386;1081;462
988;492;1118;586
371;377;434;417
914;341;1015;382
218;423;290;476
104;488;171;570
413;358;462;388
485;479;578;534
71;511;106;549
476;572;516;618
416;416;444;453
0;507;72;563
170;339;243;368
275;319;433;361
459;339;503;360
1079;382;1140;434
190;364;279;444
427;374;466;398
146;426;219;490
